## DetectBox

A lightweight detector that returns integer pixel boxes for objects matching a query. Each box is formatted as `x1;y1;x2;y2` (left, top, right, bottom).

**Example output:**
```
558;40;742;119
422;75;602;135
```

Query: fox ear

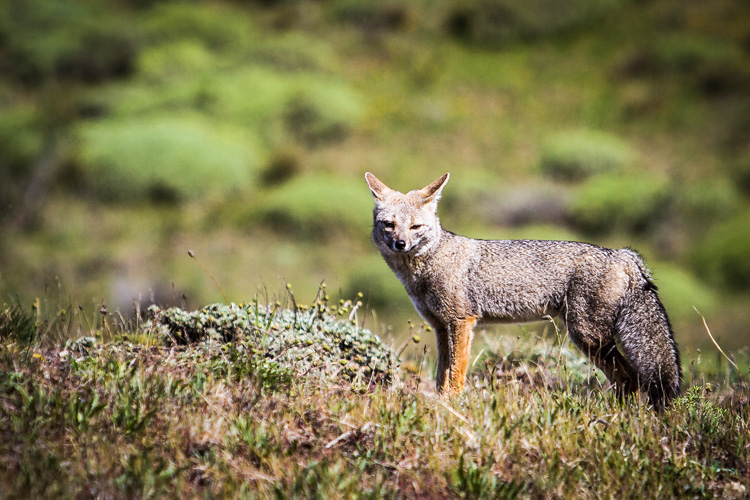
419;173;449;203
365;172;392;201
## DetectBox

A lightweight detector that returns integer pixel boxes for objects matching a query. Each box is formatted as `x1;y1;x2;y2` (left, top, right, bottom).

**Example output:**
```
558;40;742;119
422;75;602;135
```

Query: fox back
365;172;681;409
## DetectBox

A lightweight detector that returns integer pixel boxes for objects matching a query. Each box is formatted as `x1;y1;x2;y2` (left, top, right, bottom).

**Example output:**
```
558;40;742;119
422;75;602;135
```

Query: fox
365;172;681;410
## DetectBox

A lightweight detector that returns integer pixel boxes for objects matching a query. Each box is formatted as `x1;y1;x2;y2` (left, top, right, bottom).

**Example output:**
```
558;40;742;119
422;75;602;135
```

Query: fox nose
393;240;407;252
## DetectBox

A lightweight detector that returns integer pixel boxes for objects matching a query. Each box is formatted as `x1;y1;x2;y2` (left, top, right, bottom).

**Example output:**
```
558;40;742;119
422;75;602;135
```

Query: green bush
329;0;415;32
540;130;636;181
730;151;750;196
137;40;215;83
621;34;749;94
0;104;43;173
92;66;285;130
249;32;339;73
255;175;372;238
692;210;750;291
444;0;623;46
673;178;741;226
283;75;365;143
94;65;363;147
76;114;261;201
0;0;138;84
260;144;304;186
569;173;668;235
143;3;338;72
145;301;398;384
141;2;254;50
654;34;742;74
0;104;46;208
653;34;748;94
199;66;295;135
199;67;364;143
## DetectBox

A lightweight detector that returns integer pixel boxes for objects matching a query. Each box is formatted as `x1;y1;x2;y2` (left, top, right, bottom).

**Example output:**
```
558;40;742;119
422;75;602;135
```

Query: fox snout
381;226;413;253
388;232;412;253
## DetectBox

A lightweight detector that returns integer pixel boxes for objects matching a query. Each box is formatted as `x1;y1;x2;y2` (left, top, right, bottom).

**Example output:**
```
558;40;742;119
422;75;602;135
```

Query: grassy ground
1;296;747;499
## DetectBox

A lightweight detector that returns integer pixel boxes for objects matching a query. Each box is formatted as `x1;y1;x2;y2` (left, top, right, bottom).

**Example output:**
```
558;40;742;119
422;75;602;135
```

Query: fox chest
383;253;476;325
399;274;473;327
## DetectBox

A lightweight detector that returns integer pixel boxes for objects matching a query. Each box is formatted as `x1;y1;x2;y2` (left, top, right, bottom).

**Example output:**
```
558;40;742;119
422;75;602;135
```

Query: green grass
1;297;747;499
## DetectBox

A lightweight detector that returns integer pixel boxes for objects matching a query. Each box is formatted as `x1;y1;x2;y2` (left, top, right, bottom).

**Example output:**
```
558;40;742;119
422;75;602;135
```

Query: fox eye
411;224;422;230
382;221;395;229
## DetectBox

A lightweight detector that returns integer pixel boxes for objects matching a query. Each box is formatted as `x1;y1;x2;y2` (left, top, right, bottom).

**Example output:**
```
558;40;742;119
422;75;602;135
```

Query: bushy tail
617;253;682;410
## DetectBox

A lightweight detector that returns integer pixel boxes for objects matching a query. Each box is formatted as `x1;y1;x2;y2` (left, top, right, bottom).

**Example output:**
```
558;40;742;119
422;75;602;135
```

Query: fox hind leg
566;317;640;399
566;285;681;409
595;340;640;398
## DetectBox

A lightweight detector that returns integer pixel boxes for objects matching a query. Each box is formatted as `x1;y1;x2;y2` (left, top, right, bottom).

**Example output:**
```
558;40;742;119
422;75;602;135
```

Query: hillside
3;0;750;353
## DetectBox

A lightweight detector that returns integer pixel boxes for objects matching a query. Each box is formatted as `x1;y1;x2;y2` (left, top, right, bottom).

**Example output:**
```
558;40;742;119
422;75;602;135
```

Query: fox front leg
435;327;452;395
435;318;476;396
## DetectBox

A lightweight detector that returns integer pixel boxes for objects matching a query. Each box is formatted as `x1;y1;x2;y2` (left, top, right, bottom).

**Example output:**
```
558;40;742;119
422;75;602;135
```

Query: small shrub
0;0;137;84
729;151;750;196
99;66;292;137
673;178;741;227
655;34;741;73
256;175;372;238
0;104;45;207
100;65;363;146
249;32;338;73
654;34;747;94
260;145;304;186
136;40;215;83
692;210;750;291
76;114;261;201
569;173;668;235
329;0;415;32
444;0;623;46
540;129;636;181
141;2;254;50
284;89;360;144
0;105;43;172
619;34;749;95
283;75;365;144
145;300;398;385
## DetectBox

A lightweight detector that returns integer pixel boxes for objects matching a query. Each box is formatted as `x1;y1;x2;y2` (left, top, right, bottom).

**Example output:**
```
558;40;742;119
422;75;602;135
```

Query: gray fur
365;172;681;409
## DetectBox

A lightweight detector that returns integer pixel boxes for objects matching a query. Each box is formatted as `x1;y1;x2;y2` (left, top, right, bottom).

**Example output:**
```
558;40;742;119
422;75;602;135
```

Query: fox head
365;172;449;256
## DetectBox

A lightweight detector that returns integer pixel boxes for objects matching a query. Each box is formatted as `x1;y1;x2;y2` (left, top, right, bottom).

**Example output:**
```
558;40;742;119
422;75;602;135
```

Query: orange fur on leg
448;317;476;394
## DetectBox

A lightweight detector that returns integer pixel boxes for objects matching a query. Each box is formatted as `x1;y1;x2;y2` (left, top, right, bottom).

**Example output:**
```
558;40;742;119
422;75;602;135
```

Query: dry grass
1;297;748;499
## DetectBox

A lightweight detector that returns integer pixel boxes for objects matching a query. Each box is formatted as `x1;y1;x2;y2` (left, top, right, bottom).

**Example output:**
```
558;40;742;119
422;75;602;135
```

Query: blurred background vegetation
1;0;749;351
